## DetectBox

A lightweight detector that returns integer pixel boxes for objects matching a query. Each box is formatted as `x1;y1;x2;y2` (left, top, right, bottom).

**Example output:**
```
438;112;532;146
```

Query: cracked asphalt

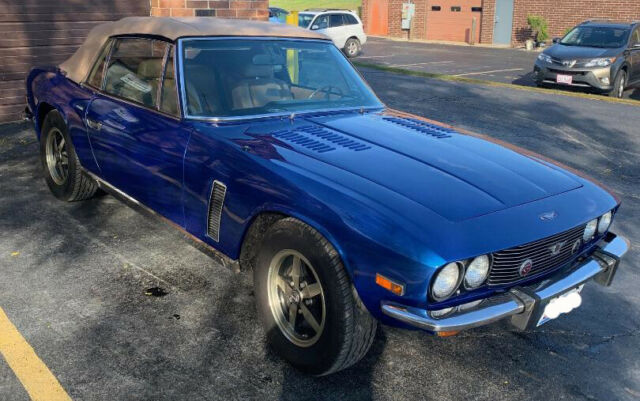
0;69;639;401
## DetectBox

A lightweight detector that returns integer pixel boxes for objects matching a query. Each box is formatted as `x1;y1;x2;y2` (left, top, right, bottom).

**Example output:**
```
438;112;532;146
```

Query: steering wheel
308;85;343;100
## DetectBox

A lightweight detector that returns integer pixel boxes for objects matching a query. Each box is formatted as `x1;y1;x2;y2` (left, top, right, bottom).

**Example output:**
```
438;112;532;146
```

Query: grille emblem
549;241;566;256
539;211;558;221
519;259;533;276
562;60;576;68
571;239;582;254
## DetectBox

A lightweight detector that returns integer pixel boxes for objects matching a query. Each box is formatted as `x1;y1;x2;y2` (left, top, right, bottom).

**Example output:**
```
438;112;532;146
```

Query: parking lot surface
360;37;640;100
0;69;639;400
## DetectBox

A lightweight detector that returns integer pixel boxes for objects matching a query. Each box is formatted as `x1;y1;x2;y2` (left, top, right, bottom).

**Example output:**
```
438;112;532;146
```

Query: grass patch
354;61;640;107
269;0;361;12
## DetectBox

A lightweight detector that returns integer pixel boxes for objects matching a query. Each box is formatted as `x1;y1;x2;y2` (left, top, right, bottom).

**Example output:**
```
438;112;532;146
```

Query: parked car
26;17;629;376
534;20;640;97
269;7;289;23
297;9;366;57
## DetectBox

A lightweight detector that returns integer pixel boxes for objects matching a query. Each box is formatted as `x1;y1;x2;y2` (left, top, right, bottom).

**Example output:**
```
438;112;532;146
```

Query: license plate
537;285;584;327
556;74;573;85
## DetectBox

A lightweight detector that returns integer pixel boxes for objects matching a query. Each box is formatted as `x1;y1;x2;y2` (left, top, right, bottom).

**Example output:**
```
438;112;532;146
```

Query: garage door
0;0;150;123
425;0;481;43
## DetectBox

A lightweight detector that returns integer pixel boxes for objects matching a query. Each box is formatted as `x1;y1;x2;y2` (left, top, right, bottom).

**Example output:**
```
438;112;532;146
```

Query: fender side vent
272;125;370;153
383;116;454;139
207;180;227;242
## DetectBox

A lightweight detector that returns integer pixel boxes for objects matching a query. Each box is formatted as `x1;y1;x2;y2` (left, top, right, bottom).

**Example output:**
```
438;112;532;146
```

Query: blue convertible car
26;17;629;375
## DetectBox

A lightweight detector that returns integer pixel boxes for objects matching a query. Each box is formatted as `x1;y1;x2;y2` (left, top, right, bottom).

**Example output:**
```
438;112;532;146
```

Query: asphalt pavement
360;37;640;100
0;69;639;401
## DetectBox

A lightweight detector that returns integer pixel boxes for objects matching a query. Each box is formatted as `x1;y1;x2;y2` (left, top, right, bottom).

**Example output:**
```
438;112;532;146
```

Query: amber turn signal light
436;331;460;337
375;273;405;296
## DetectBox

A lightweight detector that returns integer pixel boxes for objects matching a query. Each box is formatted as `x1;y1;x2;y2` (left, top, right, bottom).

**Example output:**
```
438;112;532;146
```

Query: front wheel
253;218;377;375
344;38;361;58
608;70;626;98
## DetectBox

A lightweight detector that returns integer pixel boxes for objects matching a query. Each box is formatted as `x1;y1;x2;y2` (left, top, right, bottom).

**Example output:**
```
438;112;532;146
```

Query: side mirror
311;24;319;30
552;37;561;44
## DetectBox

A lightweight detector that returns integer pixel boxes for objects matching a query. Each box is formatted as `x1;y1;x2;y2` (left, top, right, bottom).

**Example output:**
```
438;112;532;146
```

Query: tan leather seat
230;62;292;110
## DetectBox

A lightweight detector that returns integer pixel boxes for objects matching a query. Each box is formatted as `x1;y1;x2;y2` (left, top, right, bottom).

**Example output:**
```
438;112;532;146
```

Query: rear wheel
40;110;98;201
254;218;377;375
608;70;626;98
344;38;361;58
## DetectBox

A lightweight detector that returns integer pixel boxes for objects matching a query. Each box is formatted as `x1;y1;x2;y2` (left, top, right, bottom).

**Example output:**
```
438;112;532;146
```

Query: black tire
253;217;377;375
344;38;361;58
40;110;98;201
608;70;626;98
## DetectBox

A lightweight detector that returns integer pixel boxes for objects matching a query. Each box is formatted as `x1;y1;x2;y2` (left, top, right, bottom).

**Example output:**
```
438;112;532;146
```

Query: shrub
527;15;549;43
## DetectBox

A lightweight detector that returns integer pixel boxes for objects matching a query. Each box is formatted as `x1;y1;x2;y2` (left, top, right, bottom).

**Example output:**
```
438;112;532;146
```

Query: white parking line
358;54;396;59
387;61;454;68
453;68;524;76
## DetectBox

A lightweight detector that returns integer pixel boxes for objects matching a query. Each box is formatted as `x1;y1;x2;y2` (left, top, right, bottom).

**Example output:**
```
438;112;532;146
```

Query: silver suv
534;21;640;98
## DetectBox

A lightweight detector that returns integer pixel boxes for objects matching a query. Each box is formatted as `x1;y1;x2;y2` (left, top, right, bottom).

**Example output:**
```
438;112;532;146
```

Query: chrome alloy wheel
45;127;69;185
347;41;358;56
618;75;625;98
267;249;326;347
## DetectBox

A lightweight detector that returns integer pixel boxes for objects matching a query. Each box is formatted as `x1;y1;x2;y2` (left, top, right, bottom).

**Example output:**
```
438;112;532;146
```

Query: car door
327;14;349;48
629;27;640;83
84;37;189;226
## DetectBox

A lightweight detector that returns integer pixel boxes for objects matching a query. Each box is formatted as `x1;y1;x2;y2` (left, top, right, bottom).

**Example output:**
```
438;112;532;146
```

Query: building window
431;6;441;11
451;6;461;11
471;6;482;12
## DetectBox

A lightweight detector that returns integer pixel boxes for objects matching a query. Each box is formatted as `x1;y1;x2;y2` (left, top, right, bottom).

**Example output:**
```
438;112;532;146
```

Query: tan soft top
60;16;328;83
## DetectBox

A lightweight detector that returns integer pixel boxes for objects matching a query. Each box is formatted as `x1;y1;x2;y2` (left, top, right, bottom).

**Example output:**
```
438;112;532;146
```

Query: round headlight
598;211;612;234
431;262;461;300
583;219;597;241
464;255;490;289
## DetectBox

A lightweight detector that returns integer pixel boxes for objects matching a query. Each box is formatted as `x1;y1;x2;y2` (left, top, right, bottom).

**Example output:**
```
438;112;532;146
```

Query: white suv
298;9;367;57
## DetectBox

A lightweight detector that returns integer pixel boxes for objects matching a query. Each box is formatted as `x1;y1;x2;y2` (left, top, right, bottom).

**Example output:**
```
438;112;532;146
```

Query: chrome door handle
86;118;102;131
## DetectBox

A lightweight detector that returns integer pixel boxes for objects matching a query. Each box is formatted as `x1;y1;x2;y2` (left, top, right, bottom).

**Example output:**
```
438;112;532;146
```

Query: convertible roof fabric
60;17;328;83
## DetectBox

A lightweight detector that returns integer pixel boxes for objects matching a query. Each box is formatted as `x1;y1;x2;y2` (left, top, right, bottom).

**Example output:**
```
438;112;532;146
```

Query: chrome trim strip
382;297;524;332
381;233;629;332
83;170;239;270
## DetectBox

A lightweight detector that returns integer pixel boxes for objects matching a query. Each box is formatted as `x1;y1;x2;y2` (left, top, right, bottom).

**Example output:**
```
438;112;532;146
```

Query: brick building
362;0;640;45
0;0;268;123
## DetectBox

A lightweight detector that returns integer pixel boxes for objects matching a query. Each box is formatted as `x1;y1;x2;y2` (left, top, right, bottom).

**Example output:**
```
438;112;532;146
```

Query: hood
243;112;582;222
545;44;620;60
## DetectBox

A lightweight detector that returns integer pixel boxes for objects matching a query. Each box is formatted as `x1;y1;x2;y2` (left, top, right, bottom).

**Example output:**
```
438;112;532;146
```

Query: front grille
548;68;585;76
488;225;585;286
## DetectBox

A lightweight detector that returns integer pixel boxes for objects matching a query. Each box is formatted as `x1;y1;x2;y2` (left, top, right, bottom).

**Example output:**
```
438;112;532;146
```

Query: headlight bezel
430;262;463;301
537;53;553;64
597;211;613;234
583;218;598;242
463;255;491;290
584;57;615;68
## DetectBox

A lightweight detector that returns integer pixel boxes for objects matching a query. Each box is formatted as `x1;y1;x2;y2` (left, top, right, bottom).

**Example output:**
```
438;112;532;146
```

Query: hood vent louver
383;117;454;139
272;125;370;153
207;180;227;242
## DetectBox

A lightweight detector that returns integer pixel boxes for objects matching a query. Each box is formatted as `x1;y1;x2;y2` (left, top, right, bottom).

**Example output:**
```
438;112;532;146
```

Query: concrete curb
354;61;640;107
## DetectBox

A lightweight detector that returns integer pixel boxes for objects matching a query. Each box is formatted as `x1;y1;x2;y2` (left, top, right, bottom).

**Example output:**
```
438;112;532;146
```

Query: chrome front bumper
381;233;630;332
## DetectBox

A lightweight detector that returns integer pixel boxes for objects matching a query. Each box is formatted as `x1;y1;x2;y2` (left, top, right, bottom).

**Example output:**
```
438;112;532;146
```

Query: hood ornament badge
539;211;558;221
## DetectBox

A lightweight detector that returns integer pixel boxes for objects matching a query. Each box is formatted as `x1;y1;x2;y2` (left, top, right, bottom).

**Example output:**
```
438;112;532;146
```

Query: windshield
560;26;630;48
298;14;315;28
181;39;382;118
